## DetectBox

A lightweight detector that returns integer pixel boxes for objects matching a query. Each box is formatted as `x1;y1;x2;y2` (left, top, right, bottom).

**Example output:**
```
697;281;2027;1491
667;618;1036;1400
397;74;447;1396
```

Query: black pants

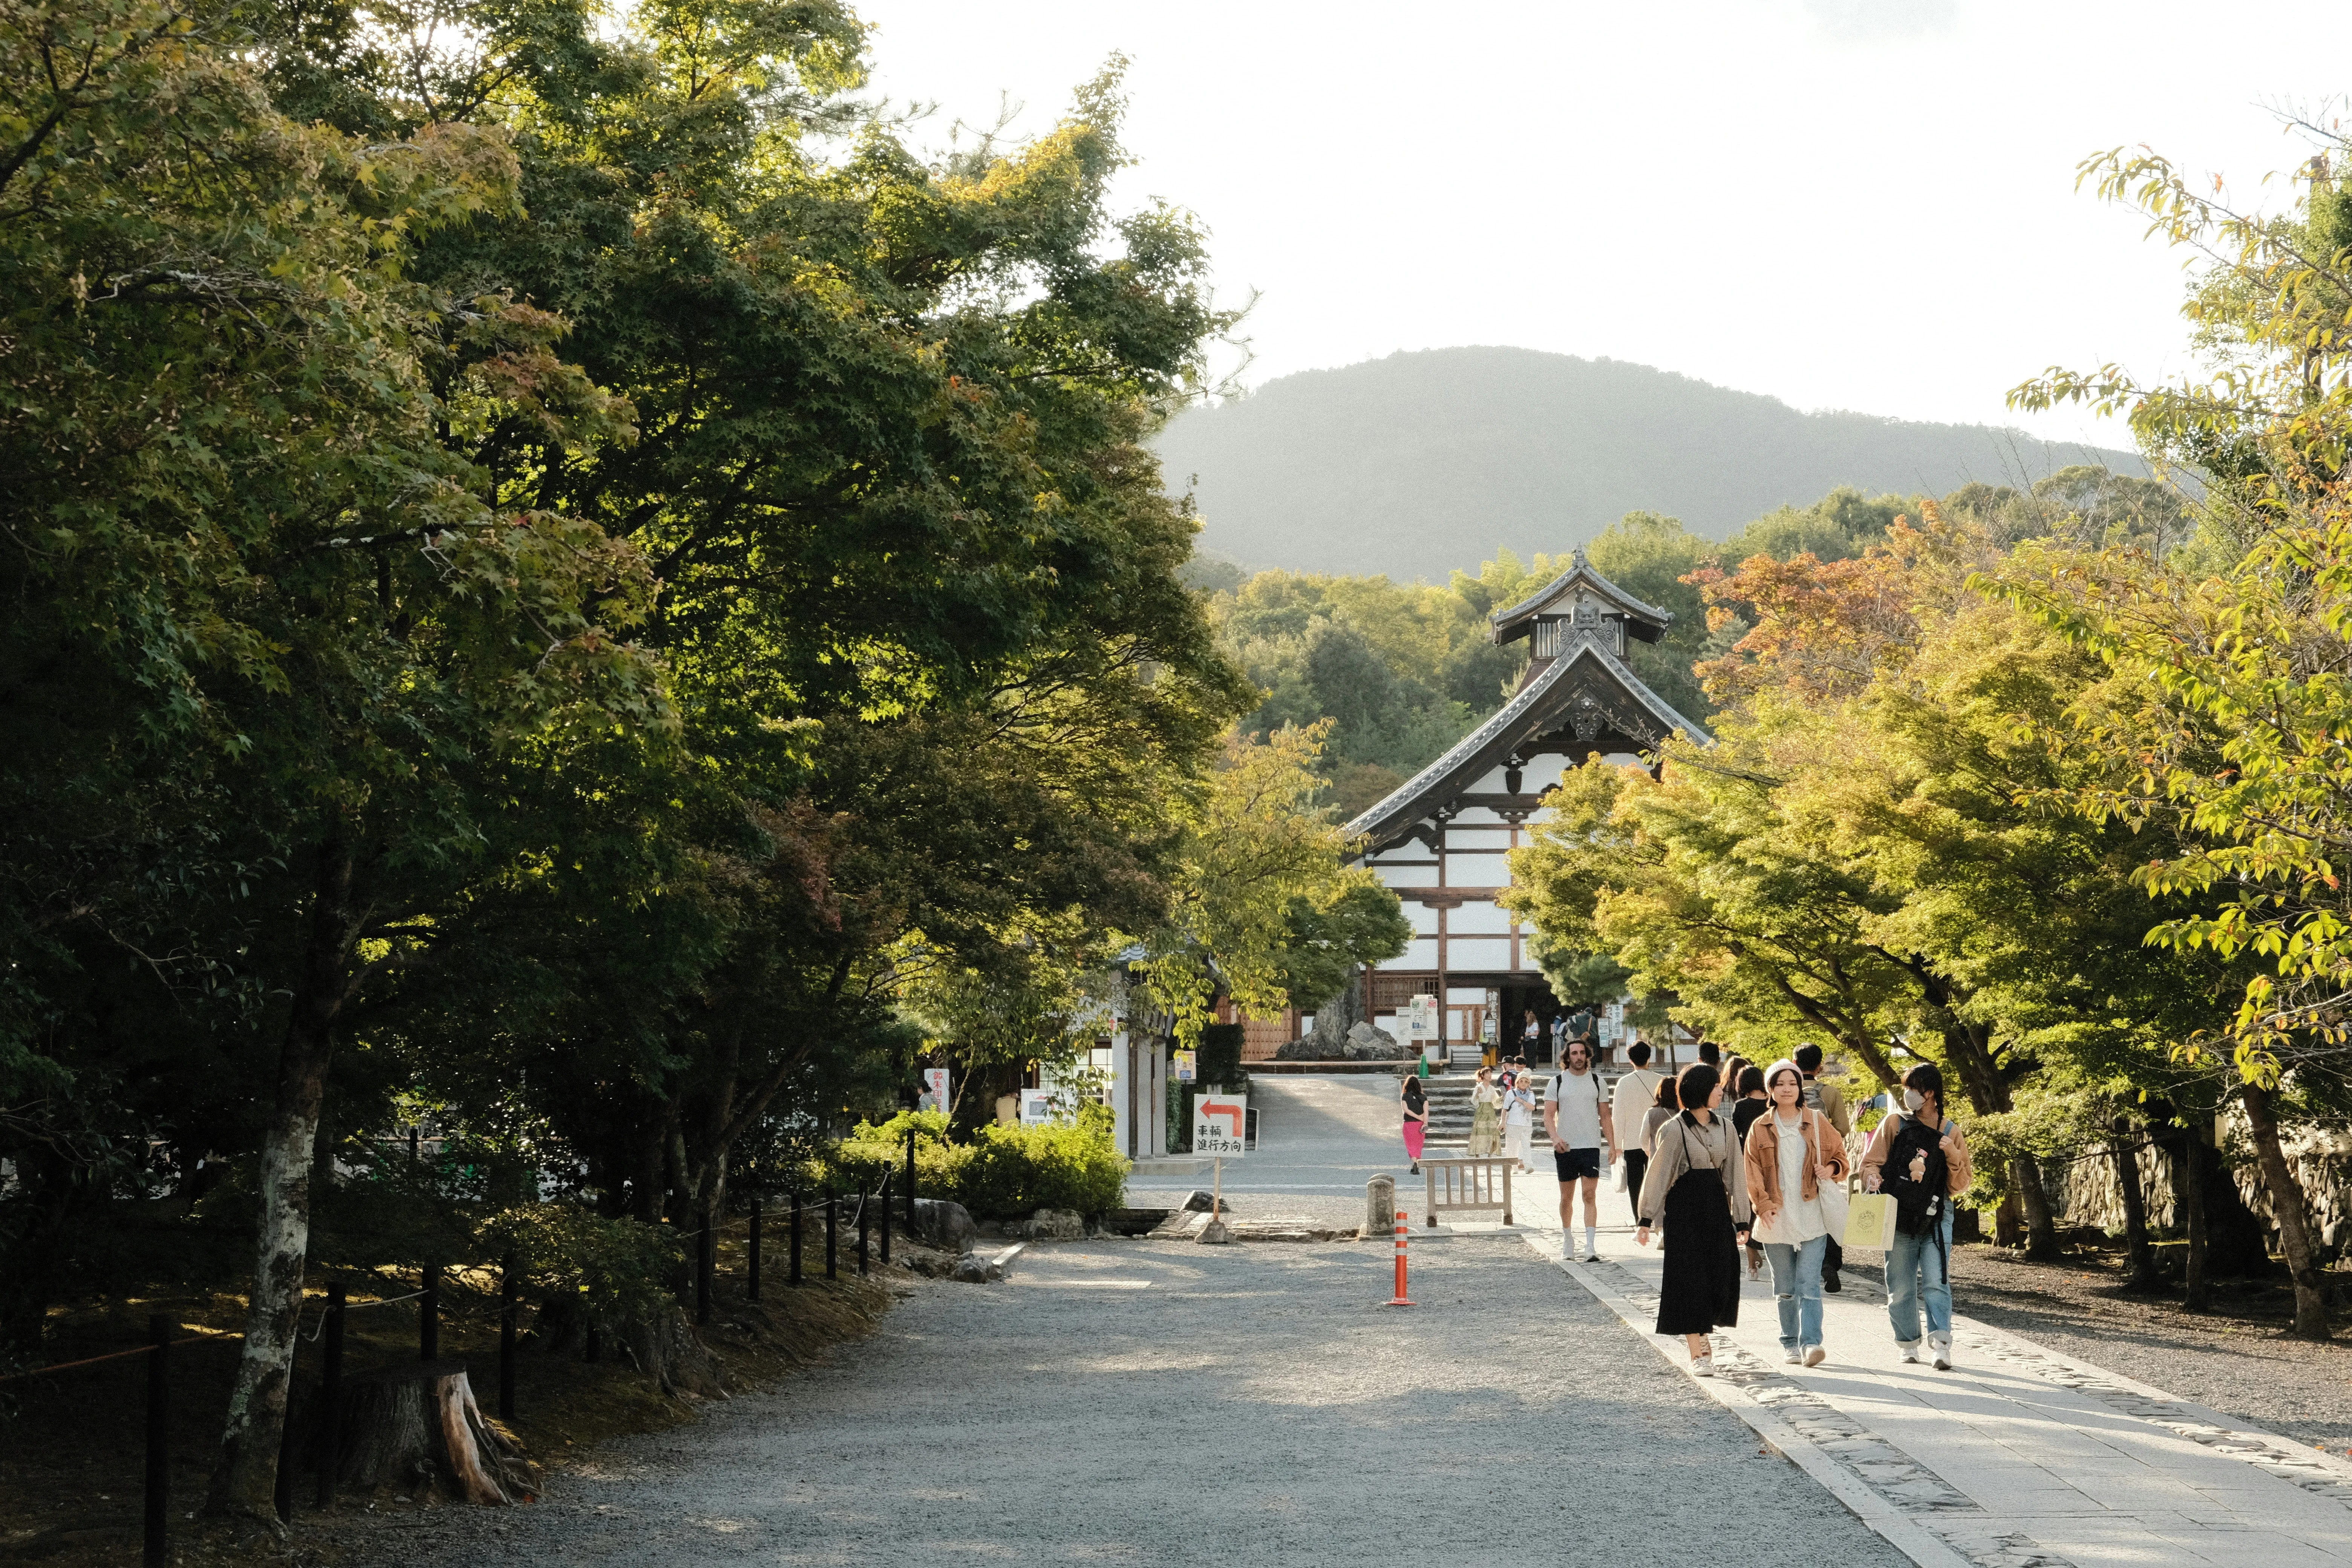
1624;1150;1648;1222
1824;1234;1844;1275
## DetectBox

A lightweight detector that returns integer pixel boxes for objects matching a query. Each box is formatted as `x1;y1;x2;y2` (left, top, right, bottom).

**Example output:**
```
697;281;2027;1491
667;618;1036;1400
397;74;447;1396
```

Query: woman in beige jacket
1743;1060;1849;1366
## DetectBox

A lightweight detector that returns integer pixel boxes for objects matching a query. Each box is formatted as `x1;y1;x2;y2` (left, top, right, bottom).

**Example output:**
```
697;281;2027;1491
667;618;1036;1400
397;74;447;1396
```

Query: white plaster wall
1447;936;1514;970
1402;936;1439;969
1450;899;1514;934
1404;902;1440;937
1444;827;1513;851
1446;852;1511;886
1450;805;1509;825
1372;861;1439;887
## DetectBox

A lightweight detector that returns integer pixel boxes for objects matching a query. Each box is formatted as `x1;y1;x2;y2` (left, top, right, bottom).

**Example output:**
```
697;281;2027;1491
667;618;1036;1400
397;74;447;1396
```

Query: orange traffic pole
1383;1210;1416;1306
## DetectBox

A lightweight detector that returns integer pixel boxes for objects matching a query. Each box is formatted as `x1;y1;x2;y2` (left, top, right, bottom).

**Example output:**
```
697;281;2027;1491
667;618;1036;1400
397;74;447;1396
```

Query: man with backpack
1547;1038;1617;1262
1861;1063;1973;1369
1793;1043;1851;1291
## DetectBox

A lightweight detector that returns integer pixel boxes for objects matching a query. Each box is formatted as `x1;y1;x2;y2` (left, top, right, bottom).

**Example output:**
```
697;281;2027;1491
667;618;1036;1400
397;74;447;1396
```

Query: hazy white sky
852;0;2352;447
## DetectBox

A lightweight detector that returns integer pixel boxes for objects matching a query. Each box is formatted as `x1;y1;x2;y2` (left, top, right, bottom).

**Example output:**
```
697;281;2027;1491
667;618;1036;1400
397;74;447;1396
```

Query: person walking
1612;1041;1665;1225
1499;1068;1535;1173
1862;1063;1974;1369
1744;1060;1849;1367
1470;1066;1502;1158
1521;1009;1543;1061
1547;1038;1617;1262
1400;1072;1429;1175
1728;1064;1772;1279
1795;1043;1852;1292
1635;1063;1750;1376
1639;1073;1680;1162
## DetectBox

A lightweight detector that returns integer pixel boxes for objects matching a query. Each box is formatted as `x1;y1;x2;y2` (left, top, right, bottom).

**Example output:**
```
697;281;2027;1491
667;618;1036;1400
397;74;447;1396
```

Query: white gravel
352;1238;1908;1566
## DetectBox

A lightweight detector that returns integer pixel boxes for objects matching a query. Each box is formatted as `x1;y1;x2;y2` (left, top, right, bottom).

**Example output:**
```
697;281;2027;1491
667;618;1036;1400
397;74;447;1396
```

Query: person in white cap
1742;1058;1849;1366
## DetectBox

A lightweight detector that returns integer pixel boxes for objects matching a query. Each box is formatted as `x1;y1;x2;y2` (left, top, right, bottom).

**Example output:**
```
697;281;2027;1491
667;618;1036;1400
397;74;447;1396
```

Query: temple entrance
1478;976;1559;1065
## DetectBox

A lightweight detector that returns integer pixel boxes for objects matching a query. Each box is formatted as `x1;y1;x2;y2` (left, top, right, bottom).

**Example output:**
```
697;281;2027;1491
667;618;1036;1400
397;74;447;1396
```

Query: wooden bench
1420;1157;1515;1228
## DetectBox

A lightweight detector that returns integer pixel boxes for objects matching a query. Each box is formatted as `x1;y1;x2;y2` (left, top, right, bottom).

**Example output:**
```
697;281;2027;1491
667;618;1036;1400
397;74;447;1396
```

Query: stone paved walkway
1537;1225;2352;1568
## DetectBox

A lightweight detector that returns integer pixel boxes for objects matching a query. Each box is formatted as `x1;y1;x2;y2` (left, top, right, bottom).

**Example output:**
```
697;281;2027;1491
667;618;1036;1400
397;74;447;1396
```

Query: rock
908;1197;979;1255
1346;1021;1405;1058
950;1253;1000;1283
1028;1208;1085;1241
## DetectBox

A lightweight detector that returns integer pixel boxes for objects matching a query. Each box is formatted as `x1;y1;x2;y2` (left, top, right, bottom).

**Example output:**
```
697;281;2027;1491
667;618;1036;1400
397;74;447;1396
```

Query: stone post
1360;1173;1396;1241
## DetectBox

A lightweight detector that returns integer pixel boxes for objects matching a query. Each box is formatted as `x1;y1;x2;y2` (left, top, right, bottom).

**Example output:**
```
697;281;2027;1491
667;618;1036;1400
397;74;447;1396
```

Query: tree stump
331;1360;540;1504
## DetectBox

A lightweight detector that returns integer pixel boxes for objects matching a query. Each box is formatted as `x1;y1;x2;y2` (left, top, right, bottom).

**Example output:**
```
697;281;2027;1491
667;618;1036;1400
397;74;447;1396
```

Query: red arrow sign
1199;1098;1244;1137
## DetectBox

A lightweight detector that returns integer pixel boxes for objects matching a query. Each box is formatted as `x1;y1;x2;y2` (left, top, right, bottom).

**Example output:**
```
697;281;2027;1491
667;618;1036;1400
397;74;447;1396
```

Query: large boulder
1026;1208;1085;1241
1344;1021;1407;1060
908;1197;978;1255
950;1253;1003;1283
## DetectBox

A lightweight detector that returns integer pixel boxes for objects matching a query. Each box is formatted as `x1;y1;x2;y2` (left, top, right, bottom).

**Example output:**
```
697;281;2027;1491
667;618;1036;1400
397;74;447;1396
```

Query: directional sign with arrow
1193;1093;1247;1157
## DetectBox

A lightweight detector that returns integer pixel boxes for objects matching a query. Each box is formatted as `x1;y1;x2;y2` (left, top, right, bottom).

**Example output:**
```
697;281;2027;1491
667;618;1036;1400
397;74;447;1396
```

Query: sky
850;0;2352;447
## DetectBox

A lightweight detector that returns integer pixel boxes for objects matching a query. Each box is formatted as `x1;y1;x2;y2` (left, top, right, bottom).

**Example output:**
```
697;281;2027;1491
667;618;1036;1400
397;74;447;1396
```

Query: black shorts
1554;1147;1603;1182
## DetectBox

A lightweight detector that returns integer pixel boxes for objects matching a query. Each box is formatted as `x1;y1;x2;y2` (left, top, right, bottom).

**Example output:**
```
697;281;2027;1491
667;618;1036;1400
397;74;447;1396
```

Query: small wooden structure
1419;1157;1515;1228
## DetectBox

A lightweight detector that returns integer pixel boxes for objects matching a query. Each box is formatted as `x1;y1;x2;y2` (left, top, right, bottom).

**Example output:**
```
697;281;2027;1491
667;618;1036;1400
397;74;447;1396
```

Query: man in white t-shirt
1546;1038;1617;1262
1610;1040;1664;1226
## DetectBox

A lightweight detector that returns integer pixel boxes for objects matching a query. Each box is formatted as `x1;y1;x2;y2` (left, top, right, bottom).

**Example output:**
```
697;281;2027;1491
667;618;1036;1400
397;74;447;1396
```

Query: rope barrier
0;1328;240;1383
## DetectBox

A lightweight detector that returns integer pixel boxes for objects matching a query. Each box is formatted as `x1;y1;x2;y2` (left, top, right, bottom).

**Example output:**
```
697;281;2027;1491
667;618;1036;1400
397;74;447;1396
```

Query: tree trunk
2242;1083;2330;1341
1993;1189;2023;1248
331;1361;539;1503
2180;1127;2210;1311
2111;1126;2159;1291
206;842;365;1522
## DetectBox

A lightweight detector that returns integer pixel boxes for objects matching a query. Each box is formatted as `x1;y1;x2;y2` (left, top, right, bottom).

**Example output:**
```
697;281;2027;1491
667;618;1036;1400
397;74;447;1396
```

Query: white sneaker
1691;1355;1715;1377
1560;1237;1575;1260
1580;1249;1601;1263
1931;1339;1952;1371
1897;1341;1922;1364
1803;1346;1827;1368
1782;1349;1802;1364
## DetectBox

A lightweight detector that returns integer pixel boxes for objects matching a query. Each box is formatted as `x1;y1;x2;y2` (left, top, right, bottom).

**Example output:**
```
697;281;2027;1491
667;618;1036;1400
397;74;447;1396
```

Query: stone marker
1360;1173;1396;1241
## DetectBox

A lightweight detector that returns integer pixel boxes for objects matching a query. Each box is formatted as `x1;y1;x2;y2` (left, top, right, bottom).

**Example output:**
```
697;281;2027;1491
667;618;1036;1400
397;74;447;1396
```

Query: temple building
1341;549;1711;1061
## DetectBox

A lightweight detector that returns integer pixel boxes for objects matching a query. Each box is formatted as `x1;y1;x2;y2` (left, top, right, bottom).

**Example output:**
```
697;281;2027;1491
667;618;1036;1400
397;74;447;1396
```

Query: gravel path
1913;1245;2352;1450
346;1239;1906;1567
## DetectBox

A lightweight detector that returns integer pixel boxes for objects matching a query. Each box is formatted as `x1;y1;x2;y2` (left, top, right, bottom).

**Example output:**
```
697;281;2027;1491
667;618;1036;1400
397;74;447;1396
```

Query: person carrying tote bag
1743;1060;1850;1366
1634;1063;1750;1377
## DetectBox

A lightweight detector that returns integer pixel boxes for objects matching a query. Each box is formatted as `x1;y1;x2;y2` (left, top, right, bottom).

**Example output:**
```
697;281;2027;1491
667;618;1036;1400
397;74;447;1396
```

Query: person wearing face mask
1743;1060;1849;1366
1862;1063;1974;1369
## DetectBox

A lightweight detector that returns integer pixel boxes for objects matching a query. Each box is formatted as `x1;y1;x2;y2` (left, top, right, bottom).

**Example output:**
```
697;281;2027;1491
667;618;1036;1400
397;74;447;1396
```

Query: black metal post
499;1260;518;1421
824;1191;837;1280
857;1193;870;1276
316;1284;344;1508
696;1220;714;1324
789;1190;804;1287
409;1124;421;1161
747;1199;763;1302
879;1171;891;1265
584;1326;602;1364
144;1314;168;1568
905;1126;917;1229
420;1263;441;1361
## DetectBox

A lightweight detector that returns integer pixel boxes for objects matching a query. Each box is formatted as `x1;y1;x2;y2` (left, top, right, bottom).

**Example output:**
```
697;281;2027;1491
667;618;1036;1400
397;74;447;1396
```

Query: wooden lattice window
1369;972;1439;1010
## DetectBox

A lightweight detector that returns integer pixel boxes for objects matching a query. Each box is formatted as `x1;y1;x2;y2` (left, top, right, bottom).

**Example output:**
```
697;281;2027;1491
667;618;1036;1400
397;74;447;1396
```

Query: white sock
1583;1226;1597;1256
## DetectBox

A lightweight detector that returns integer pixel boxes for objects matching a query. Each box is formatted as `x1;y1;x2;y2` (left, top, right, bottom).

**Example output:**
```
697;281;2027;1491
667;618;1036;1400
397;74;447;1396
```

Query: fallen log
331;1359;539;1504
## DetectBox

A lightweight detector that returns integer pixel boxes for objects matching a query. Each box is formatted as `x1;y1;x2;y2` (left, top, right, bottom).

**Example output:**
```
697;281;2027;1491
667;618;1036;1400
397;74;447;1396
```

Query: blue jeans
1762;1235;1826;1352
1886;1206;1955;1344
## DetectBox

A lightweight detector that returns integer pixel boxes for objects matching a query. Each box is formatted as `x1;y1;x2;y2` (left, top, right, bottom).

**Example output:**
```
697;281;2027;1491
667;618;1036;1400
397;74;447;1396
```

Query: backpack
1881;1114;1951;1237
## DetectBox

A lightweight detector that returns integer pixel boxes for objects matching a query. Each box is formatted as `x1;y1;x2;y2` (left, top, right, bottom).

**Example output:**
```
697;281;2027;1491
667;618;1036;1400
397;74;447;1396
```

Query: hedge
822;1104;1128;1219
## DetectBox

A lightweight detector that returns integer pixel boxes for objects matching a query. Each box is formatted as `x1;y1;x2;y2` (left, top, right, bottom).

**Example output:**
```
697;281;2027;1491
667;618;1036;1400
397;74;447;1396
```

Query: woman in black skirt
1634;1063;1751;1376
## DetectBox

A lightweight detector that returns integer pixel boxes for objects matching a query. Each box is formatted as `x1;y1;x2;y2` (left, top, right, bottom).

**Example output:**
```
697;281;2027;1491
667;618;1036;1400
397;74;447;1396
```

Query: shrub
477;1203;684;1331
821;1103;1127;1219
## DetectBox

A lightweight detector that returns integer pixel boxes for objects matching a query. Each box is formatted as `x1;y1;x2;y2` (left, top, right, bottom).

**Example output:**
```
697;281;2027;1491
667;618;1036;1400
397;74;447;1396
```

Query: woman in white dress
1499;1069;1535;1173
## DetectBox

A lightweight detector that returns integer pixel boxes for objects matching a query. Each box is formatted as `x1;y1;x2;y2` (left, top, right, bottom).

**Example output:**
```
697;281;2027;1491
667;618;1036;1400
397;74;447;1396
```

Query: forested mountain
1207;469;2186;818
1158;348;2152;581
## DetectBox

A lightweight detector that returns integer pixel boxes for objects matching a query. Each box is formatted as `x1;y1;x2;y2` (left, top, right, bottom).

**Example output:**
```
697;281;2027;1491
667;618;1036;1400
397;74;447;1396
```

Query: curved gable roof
1490;548;1675;645
1344;639;1712;848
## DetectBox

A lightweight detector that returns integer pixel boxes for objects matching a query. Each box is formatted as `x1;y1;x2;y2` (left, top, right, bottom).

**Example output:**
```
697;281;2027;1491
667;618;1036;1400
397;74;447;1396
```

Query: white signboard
919;1067;950;1113
1172;1049;1196;1083
1018;1089;1054;1125
1405;994;1437;1042
1193;1092;1247;1156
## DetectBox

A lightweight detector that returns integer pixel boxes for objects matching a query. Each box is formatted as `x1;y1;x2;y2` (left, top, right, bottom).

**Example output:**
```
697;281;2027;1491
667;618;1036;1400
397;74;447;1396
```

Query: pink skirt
1403;1121;1426;1159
